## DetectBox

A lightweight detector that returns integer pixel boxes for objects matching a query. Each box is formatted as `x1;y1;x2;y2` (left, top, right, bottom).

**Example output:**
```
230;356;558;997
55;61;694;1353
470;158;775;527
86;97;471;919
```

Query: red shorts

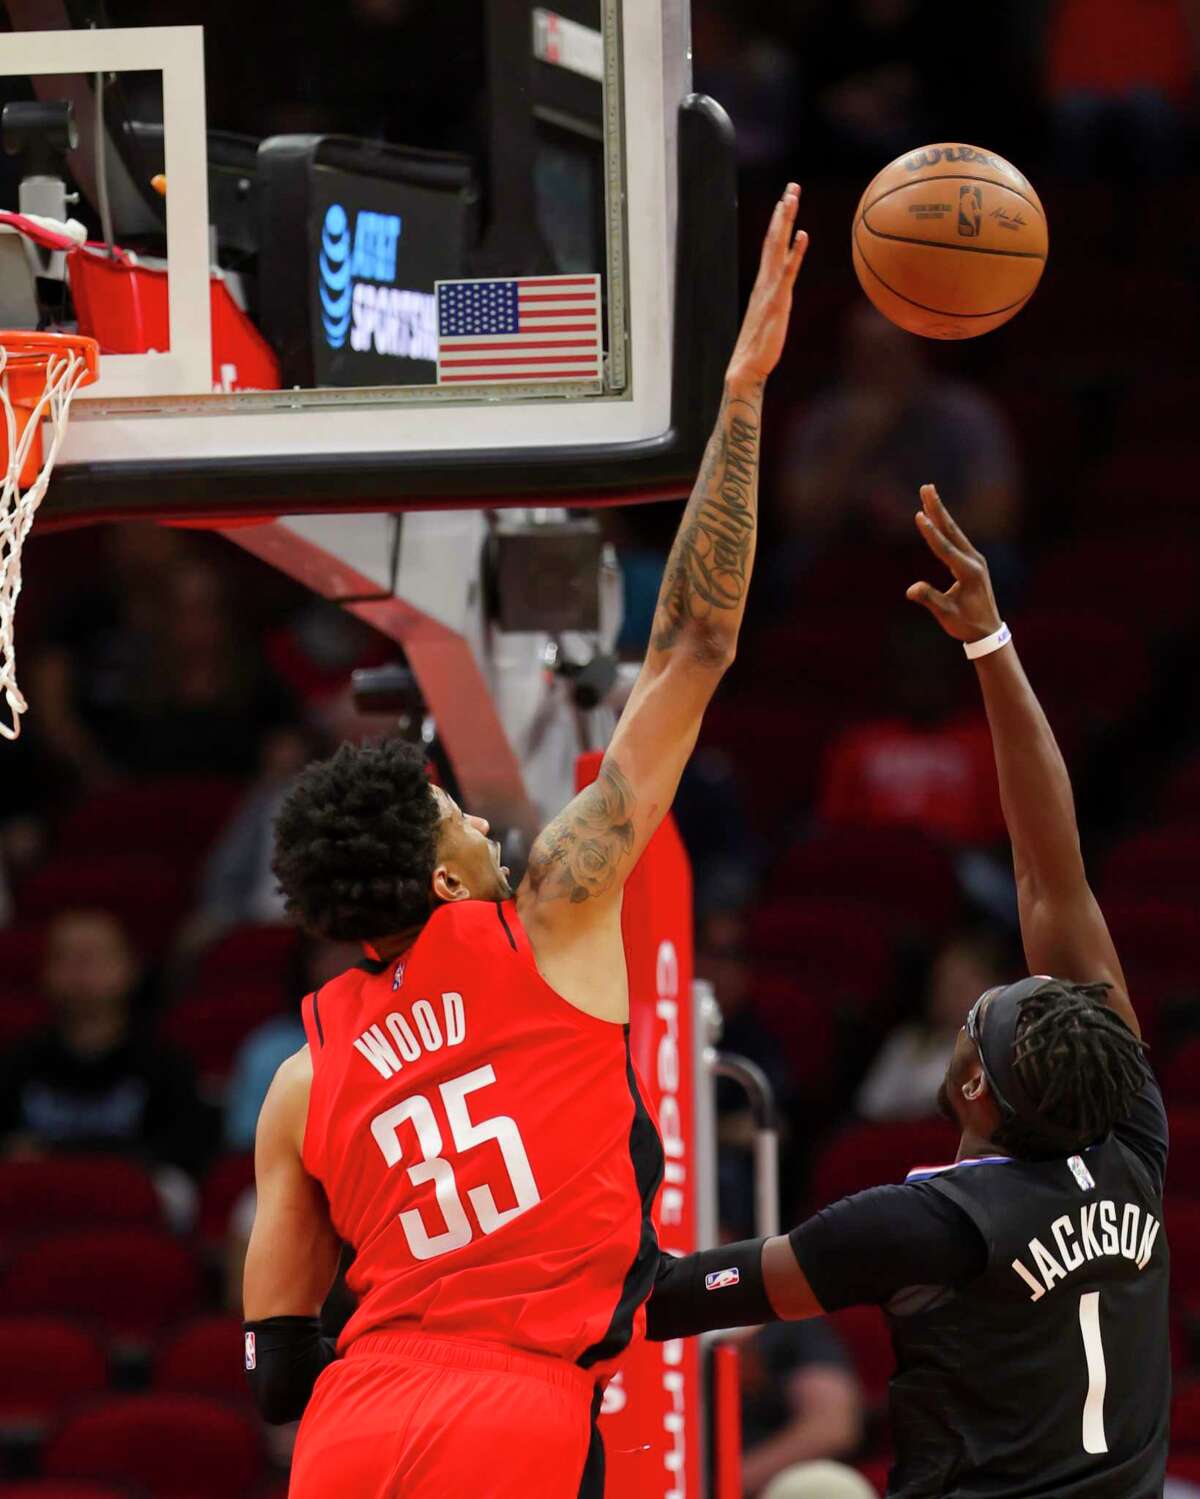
289;1331;598;1499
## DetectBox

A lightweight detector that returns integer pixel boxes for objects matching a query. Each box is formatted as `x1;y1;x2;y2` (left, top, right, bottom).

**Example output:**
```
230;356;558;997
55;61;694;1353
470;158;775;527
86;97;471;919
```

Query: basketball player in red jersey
240;186;809;1499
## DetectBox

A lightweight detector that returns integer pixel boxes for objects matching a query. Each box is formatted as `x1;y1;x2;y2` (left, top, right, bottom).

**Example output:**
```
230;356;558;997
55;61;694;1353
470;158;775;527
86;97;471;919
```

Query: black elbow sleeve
644;1239;774;1342
243;1316;337;1424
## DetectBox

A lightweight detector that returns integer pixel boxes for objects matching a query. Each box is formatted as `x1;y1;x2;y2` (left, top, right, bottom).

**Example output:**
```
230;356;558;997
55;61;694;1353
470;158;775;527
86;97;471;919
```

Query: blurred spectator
183;726;322;951
224;935;359;1152
1047;0;1198;178
740;1316;863;1497
672;751;762;918
693;0;801;167
801;0;938;167
265;600;393;742
855;926;1009;1122
33;546;297;784
699;912;791;1236
777;305;1022;558
31;524;184;789
0;911;211;1173
817;620;1006;847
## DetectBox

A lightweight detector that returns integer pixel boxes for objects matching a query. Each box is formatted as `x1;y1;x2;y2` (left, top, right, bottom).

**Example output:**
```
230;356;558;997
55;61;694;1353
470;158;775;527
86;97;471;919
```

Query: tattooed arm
516;187;807;1008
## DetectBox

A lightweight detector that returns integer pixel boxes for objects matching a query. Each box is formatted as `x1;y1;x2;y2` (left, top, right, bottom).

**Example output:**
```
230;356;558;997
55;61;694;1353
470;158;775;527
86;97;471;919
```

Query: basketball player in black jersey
645;486;1170;1498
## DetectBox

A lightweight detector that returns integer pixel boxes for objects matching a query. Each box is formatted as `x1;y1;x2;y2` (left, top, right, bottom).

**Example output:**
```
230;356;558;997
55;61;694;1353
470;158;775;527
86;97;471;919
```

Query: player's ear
962;1068;988;1104
432;864;471;904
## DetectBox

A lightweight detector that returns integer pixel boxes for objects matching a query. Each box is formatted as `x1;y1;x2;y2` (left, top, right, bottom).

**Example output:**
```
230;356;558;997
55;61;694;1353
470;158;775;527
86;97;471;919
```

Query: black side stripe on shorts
310;986;325;1048
577;1026;665;1369
576;1384;606;1499
495;901;517;950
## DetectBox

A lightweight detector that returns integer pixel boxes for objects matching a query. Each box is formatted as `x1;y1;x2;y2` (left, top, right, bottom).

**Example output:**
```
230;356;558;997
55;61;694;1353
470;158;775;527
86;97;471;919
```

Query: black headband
975;977;1091;1155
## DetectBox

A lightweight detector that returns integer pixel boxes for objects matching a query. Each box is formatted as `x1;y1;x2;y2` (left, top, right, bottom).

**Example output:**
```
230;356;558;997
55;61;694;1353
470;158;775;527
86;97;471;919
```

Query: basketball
852;143;1048;340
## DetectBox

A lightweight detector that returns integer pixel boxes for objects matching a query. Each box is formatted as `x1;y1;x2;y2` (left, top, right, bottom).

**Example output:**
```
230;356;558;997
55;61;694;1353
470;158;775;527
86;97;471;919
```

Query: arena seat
0;1157;161;1241
1161;1112;1200;1197
1082;444;1200;527
1165;1202;1200;1313
775;827;960;936
16;855;188;958
1164;1046;1200;1109
0;1318;108;1436
1169;1454;1200;1483
854;1457;890;1496
742;974;835;1094
830;1306;894;1405
0;1484;136;1499
811;1120;959;1209
0;991;45;1052
0;924;47;987
197;1154;256;1252
162;984;292;1087
1172;1378;1200;1450
748;900;894;1013
699;698;837;826
0;1230;201;1345
154;1315;249;1404
56;779;242;864
44;1394;263;1499
193;924;298;991
1023;537;1200;642
1010;608;1150;735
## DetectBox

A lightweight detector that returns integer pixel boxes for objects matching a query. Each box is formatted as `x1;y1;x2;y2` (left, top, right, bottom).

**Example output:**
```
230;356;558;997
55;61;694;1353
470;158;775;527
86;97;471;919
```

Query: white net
0;341;95;740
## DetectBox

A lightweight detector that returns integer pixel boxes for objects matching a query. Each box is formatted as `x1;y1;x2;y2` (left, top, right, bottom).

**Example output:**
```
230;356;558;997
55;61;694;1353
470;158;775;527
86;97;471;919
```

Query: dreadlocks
993;981;1149;1159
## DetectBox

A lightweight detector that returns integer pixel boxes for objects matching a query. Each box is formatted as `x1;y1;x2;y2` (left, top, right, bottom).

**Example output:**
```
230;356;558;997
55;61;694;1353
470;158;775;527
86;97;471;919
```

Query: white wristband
964;622;1012;660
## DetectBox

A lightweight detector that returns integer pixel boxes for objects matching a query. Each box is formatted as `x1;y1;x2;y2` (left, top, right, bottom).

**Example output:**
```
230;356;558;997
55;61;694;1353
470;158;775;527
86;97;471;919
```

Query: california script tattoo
527;759;636;905
652;394;760;653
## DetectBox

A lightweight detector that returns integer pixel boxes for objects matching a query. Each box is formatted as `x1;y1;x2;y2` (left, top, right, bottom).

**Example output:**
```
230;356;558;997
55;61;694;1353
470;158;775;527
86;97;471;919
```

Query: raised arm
905;484;1137;1038
517;185;808;943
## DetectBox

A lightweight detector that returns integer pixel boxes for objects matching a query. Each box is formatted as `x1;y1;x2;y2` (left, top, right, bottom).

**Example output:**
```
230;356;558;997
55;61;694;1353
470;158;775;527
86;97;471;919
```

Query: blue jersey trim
906;1155;1013;1183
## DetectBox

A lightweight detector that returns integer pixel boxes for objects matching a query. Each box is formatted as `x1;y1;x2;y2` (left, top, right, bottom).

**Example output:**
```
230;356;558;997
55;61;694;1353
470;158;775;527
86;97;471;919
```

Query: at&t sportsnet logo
318;201;437;361
319;204;352;348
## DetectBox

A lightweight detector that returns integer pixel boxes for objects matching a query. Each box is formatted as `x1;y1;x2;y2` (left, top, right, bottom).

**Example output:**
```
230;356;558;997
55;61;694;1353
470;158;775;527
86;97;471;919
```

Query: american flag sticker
705;1267;741;1291
435;274;603;385
244;1331;256;1370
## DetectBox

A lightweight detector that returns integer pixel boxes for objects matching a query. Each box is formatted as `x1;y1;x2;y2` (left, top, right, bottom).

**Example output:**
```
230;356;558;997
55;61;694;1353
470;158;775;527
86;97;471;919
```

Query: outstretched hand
726;183;809;388
906;484;1003;643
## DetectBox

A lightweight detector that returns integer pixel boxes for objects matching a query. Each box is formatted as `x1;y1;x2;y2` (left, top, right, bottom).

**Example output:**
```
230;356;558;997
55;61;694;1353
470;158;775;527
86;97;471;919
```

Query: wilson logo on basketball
957;186;983;237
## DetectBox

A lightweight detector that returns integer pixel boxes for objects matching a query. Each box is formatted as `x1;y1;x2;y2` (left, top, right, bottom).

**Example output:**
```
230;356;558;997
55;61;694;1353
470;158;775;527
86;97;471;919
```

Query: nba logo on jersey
1067;1155;1096;1192
244;1331;256;1370
705;1267;740;1291
392;960;406;991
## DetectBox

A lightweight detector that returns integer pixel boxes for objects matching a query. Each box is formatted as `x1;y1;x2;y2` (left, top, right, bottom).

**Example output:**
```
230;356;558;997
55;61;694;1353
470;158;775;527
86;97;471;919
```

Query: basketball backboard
0;0;737;525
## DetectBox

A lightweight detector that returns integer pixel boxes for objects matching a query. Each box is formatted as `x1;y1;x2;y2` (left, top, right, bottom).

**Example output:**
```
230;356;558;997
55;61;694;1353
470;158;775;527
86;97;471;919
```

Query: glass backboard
0;0;737;524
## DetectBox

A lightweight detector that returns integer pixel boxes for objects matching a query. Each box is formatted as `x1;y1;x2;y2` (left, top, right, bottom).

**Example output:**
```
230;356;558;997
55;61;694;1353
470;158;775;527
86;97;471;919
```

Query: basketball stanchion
0;331;99;739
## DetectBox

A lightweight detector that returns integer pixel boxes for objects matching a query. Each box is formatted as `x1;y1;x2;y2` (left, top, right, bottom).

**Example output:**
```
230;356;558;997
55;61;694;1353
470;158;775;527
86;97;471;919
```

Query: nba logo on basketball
958;185;983;237
244;1332;256;1371
705;1267;740;1291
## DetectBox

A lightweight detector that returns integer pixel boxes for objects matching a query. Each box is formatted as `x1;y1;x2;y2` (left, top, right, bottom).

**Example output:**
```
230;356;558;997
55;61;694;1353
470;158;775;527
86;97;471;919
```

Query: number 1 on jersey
371;1064;541;1262
1079;1290;1108;1455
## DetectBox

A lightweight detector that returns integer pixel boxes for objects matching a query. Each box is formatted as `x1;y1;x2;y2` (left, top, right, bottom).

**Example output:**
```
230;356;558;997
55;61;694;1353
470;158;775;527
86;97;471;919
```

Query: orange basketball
852;143;1048;340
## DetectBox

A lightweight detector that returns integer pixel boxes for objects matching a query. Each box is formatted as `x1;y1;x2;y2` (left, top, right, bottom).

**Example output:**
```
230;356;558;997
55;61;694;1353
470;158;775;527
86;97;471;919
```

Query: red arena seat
16;854;188;958
0;990;46;1052
1164;1045;1200;1109
0;924;48;987
198;1154;255;1252
194;924;299;991
154;1315;249;1404
57;778;242;863
855;1457;891;1496
1162;1112;1200;1198
162;984;292;1086
45;1394;262;1499
1172;1377;1200;1450
0;1318;108;1436
0;1229;201;1345
0;1485;135;1499
1166;1202;1200;1312
776;827;960;936
831;1305;894;1405
1102;835;1200;910
811;1119;960;1208
748;899;894;1013
0;1157;160;1240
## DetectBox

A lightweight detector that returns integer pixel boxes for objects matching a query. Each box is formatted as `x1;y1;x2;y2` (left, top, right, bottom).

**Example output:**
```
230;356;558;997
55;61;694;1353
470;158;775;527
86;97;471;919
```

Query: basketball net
0;335;99;739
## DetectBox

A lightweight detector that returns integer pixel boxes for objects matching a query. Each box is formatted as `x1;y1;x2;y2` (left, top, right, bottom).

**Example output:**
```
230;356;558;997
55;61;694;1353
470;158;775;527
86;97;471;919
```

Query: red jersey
300;898;664;1371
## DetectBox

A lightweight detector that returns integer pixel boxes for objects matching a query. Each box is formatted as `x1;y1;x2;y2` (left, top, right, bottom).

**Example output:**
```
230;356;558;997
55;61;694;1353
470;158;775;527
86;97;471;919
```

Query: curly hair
992;981;1148;1159
272;738;441;941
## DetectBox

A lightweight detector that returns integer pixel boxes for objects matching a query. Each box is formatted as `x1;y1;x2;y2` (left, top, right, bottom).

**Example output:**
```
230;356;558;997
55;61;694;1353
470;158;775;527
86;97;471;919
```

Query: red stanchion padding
712;1342;744;1499
574;753;704;1499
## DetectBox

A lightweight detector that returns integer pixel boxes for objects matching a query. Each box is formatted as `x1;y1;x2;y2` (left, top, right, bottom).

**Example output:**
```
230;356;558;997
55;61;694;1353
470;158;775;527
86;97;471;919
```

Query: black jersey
792;1076;1170;1498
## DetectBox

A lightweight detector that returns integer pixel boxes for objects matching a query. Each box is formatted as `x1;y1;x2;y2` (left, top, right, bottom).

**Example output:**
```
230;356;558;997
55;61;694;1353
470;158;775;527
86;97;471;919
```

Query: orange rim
0;332;100;383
